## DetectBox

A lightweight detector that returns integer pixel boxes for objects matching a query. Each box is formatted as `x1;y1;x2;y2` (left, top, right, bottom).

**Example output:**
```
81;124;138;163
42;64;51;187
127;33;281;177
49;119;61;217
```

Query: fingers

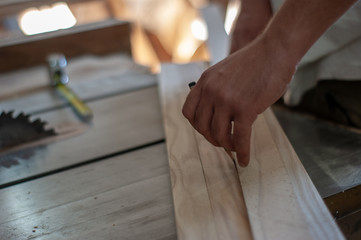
193;97;218;146
182;82;217;146
211;107;234;150
233;119;252;167
183;80;235;150
182;84;201;123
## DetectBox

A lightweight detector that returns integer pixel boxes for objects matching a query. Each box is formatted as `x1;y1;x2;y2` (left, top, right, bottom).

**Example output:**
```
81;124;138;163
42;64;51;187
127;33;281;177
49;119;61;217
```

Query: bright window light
191;18;208;41
19;2;77;35
224;0;241;34
176;38;198;60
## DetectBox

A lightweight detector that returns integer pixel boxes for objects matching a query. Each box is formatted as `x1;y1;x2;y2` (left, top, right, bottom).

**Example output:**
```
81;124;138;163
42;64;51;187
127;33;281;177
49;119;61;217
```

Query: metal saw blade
0;111;57;150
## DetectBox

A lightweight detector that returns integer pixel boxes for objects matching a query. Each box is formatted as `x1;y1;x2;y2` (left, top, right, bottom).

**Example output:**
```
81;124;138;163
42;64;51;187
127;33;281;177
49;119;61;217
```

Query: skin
182;0;358;167
230;0;272;53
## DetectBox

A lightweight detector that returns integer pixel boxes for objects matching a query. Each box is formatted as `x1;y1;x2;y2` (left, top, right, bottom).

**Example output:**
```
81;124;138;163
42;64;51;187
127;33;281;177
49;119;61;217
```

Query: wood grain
158;62;345;240
0;143;176;240
158;62;252;240
0;87;164;187
0;20;131;73
194;131;253;240
0;54;156;114
199;5;345;239
158;63;218;240
237;110;344;240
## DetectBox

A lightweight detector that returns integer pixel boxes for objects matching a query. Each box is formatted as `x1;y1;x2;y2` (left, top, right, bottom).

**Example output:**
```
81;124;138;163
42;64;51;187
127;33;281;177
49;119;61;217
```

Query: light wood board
0;143;176;240
158;62;344;240
158;62;252;240
0;54;156;114
238;109;344;240
158;62;219;240
0;54;162;188
0;87;164;187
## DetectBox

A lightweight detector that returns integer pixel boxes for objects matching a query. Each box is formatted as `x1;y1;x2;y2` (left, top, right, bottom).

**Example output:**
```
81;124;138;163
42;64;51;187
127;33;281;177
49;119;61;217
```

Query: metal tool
0;111;56;150
47;54;93;121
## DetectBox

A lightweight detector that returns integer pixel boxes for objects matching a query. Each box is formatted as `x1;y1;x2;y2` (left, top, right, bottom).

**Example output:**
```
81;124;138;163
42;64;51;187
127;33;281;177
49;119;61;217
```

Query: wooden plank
337;209;361;240
158;62;252;240
199;6;344;239
0;87;164;187
0;143;176;240
158;62;344;240
158;63;218;240
0;54;157;114
194;131;253;240
0;20;131;73
324;185;361;219
237;110;344;240
0;53;154;98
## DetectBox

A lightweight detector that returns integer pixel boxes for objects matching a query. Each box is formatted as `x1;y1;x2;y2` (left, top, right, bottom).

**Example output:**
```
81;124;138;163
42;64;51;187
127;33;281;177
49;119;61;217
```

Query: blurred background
0;0;239;73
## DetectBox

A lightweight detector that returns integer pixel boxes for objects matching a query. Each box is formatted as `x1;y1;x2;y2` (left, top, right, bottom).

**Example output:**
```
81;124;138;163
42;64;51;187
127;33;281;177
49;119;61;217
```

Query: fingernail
238;161;247;168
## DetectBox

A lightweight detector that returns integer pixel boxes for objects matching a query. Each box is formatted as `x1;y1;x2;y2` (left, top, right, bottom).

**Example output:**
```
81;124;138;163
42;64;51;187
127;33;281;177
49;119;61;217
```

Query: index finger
232;119;252;167
182;82;201;124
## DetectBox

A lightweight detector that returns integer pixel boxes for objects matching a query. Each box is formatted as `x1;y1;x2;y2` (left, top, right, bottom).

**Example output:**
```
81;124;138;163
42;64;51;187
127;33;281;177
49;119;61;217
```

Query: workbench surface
0;54;359;239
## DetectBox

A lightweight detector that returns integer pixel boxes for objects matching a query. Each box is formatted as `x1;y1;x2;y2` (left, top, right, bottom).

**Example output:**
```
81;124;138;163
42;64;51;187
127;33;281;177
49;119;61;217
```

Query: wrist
260;26;302;69
253;31;299;85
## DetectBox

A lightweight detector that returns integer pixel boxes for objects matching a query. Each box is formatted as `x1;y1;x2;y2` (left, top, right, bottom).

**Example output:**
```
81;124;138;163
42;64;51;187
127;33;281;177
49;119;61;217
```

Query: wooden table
0;54;176;239
0;53;360;239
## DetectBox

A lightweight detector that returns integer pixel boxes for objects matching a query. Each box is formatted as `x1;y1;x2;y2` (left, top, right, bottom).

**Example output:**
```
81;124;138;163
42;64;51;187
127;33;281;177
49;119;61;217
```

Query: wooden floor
0;54;176;240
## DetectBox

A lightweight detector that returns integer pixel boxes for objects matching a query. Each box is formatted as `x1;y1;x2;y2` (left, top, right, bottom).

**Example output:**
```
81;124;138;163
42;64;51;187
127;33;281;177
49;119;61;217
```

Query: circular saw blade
0;111;57;150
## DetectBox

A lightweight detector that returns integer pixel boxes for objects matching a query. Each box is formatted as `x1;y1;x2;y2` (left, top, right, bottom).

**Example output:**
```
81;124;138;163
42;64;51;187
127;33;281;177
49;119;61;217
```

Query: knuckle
200;68;211;80
202;82;217;98
211;127;230;148
182;106;193;122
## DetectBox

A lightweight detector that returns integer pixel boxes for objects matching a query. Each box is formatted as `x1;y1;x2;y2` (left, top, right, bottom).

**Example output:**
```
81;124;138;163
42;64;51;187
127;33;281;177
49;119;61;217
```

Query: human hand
182;37;296;166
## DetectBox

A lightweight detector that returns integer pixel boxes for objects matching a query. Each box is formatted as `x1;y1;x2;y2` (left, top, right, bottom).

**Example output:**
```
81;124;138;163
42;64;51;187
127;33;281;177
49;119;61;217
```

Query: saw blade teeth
1;111;13;122
16;112;32;123
0;111;57;149
16;112;25;120
2;111;12;118
32;119;45;126
45;129;57;135
32;119;43;124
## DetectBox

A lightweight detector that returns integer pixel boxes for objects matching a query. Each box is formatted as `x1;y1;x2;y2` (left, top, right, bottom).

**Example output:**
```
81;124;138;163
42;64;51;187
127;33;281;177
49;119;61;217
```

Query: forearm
237;0;272;29
230;0;272;52
262;0;358;65
239;0;272;17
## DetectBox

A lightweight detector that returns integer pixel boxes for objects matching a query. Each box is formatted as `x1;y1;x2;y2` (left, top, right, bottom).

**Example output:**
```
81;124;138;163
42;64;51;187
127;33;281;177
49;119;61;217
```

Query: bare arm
265;0;358;64
183;0;358;166
230;0;272;52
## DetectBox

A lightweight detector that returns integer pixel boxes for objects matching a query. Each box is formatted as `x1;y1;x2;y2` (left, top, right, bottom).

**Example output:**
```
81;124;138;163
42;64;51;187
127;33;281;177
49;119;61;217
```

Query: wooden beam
0;54;157;114
238;109;344;240
0;87;164;188
0;143;176;240
0;20;131;73
158;62;344;240
158;62;253;240
158;63;219;240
